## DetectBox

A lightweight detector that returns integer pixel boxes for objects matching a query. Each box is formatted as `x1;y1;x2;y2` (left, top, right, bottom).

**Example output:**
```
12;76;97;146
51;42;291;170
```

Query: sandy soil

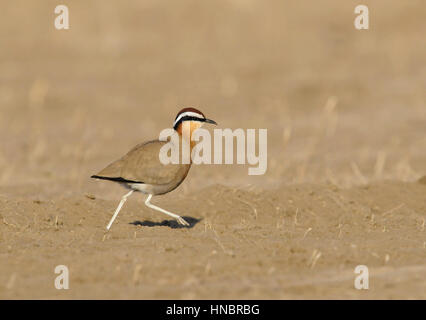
0;1;425;299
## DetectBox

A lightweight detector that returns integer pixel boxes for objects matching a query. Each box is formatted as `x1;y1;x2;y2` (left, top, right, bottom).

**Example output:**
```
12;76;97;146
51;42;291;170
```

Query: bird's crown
173;107;206;129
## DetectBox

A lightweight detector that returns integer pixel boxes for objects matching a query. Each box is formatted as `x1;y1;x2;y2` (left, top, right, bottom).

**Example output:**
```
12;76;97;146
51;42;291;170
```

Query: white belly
123;182;175;195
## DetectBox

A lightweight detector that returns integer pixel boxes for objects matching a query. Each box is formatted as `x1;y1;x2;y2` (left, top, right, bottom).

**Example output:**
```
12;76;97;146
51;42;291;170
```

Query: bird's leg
144;194;190;226
106;190;134;230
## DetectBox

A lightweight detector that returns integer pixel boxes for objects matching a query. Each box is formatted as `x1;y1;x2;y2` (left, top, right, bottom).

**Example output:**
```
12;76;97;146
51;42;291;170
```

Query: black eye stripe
174;114;204;121
173;116;205;130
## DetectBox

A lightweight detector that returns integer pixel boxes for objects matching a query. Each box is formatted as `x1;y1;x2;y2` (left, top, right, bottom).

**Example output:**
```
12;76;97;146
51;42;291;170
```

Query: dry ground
0;1;425;299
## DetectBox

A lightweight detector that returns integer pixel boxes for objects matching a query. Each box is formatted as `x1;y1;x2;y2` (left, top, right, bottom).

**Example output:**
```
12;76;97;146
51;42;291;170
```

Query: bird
91;107;217;230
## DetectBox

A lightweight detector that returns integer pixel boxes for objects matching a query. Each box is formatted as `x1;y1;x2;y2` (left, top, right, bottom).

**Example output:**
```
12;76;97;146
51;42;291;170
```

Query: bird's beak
204;118;217;125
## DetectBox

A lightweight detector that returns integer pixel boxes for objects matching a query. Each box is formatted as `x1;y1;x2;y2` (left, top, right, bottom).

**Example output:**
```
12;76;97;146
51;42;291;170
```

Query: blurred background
0;0;425;196
1;0;426;300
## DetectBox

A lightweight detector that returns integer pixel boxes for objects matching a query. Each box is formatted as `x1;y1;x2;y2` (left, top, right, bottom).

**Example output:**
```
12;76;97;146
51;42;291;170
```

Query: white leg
106;190;134;230
144;194;189;226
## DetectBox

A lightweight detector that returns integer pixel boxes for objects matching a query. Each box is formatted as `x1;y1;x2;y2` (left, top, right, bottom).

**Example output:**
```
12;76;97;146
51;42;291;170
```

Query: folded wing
92;140;186;185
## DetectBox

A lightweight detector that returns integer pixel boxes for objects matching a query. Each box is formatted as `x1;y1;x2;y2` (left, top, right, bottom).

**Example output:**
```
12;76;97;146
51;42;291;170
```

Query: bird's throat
176;121;201;150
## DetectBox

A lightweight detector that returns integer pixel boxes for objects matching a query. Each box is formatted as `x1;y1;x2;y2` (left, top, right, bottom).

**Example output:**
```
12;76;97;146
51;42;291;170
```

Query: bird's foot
177;216;190;226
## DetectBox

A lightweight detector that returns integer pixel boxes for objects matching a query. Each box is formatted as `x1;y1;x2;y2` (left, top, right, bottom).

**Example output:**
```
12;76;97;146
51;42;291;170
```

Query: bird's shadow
130;216;201;229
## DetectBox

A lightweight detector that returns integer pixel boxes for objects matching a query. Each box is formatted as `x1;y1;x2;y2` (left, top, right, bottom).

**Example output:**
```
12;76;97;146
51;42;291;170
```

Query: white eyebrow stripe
173;111;204;127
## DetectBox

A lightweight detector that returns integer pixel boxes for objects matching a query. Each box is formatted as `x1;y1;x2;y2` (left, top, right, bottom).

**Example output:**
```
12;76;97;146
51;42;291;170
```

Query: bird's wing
94;140;187;185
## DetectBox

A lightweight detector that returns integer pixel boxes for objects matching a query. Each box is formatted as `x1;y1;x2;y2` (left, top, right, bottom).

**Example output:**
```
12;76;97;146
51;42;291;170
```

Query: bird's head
173;107;217;137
